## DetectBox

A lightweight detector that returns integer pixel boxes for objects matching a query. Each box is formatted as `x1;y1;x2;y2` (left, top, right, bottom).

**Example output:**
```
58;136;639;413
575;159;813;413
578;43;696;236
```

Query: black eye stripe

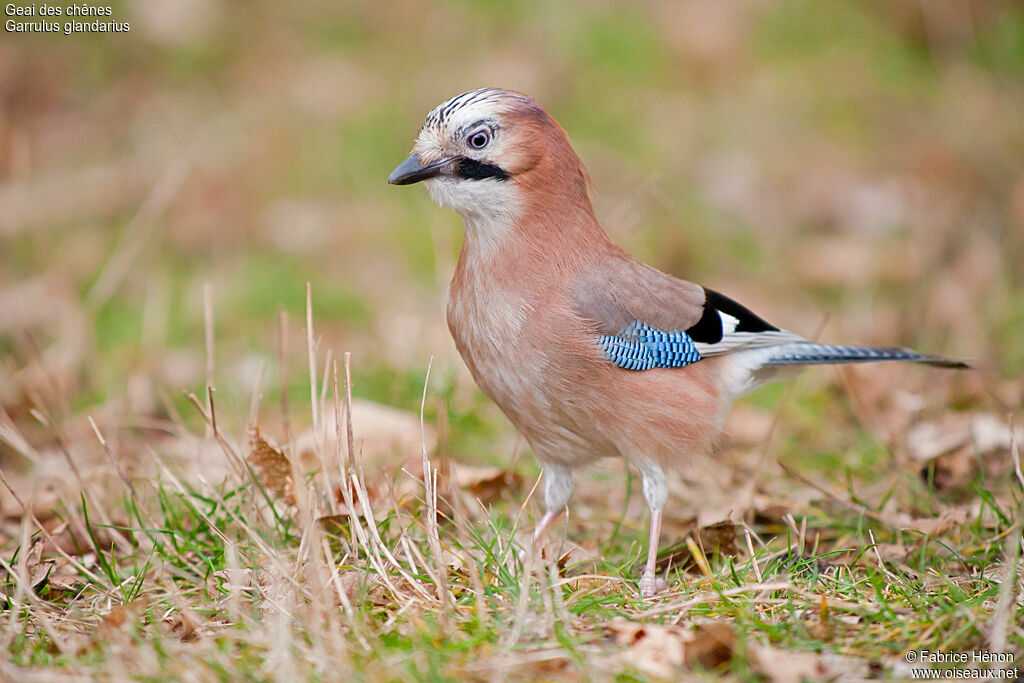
455;159;510;181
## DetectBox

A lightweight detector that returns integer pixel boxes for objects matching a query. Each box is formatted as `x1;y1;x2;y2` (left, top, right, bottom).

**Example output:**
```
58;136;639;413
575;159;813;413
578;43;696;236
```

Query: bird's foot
638;571;668;599
517;536;550;566
517;542;536;566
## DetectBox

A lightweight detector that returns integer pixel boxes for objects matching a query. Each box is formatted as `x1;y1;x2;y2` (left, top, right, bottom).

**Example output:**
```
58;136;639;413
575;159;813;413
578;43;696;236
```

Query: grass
1;290;1021;679
3;0;1024;679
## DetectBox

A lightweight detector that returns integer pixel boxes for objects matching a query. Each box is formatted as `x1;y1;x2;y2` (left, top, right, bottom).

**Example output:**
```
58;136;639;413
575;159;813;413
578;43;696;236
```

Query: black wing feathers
685;288;778;343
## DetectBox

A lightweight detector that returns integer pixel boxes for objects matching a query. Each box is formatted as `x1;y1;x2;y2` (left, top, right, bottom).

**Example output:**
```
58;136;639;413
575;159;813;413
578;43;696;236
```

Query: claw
638;571;668;599
638;572;658;599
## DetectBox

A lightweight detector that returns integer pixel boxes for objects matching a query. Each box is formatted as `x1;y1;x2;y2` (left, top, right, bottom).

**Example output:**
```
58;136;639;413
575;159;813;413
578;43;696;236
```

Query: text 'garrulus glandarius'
388;88;966;598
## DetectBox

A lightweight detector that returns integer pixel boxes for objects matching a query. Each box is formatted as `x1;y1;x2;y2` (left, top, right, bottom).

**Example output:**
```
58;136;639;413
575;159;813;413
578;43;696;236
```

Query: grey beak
387;154;454;185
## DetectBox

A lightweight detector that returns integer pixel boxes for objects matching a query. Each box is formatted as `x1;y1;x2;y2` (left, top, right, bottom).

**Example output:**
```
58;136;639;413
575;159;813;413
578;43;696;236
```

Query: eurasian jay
387;88;965;598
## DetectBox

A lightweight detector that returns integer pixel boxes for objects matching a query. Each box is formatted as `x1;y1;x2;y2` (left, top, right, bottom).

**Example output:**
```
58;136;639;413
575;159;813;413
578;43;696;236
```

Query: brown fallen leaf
96;597;150;640
870;543;910;564
907;419;969;462
247;426;295;505
43;517;124;556
45;573;82;592
29;561;56;591
753;504;796;526
452;464;523;505
749;644;870;683
876;498;972;537
684;622;735;671
332;475;388;518
534;539;600;578
902;506;970;536
749;645;825;683
907;413;1023;491
608;619;691;679
23;541;52;590
164;607;201;641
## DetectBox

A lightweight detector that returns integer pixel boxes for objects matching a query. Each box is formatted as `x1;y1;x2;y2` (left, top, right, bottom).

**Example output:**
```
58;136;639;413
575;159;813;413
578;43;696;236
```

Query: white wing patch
719;311;740;336
693;307;804;357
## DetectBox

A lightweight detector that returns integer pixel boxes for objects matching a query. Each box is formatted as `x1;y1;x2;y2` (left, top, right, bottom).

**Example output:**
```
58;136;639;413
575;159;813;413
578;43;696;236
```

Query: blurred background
2;0;1022;487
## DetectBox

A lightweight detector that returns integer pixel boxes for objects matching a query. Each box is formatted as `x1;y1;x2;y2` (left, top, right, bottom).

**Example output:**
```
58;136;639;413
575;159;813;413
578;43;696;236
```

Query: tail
758;343;968;369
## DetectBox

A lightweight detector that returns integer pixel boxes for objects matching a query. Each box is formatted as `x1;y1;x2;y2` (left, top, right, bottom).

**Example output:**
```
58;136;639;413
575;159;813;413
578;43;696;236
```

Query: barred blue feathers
598;320;701;371
758;343;967;368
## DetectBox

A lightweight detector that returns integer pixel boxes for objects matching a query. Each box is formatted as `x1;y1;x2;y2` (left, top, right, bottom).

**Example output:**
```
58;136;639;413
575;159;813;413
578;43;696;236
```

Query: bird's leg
527;462;573;549
639;508;664;598
638;463;667;598
531;509;562;545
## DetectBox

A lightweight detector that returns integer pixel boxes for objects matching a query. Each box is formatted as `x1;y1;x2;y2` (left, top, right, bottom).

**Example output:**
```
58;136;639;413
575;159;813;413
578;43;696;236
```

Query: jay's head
388;89;590;224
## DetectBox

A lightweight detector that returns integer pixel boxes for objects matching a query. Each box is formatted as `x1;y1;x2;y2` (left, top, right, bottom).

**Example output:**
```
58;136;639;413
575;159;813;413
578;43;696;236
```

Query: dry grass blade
305;282;320;439
987;524;1022;653
278;311;293;450
186;391;247;482
0;468;107;588
0;404;40;464
87;416;137;501
417;356;453;618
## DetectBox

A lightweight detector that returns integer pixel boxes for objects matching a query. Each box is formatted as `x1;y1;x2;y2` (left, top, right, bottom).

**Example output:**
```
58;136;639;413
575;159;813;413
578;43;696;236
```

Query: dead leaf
684;622;735;670
246;426;295;505
452;464;523;505
29;561;55;590
608;619;691;678
164;607;200;641
96;597;150;640
750;644;869;683
749;645;825;683
931;446;975;492
970;414;1023;455
908;413;1022;462
907;419;970;462
535;539;599;578
45;573;81;592
906;413;1024;492
871;543;910;564
332;475;387;518
23;541;53;590
903;506;970;536
42;517;123;556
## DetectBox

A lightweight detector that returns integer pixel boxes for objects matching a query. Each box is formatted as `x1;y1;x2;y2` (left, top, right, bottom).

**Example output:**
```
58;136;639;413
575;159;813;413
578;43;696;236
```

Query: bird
387;88;966;598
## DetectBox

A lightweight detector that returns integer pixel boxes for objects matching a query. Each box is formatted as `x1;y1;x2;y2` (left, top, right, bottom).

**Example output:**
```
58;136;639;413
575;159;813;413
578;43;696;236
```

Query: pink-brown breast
446;236;732;472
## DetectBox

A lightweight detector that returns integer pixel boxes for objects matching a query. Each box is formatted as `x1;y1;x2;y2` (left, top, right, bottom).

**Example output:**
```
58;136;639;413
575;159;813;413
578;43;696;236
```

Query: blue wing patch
597;320;702;370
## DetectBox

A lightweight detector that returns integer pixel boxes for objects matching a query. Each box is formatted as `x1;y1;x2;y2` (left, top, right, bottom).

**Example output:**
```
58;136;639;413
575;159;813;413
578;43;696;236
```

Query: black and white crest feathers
423;88;521;132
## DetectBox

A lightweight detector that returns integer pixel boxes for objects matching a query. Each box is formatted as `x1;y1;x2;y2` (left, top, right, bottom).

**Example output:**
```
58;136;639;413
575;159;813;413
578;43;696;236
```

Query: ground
1;1;1023;680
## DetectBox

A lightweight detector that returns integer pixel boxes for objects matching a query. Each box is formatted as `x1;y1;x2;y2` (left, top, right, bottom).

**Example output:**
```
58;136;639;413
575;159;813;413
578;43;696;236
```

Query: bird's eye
467;130;491;149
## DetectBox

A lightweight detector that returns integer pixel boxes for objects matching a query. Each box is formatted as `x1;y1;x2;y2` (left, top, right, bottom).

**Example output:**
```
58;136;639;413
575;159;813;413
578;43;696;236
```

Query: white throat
425;176;521;258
